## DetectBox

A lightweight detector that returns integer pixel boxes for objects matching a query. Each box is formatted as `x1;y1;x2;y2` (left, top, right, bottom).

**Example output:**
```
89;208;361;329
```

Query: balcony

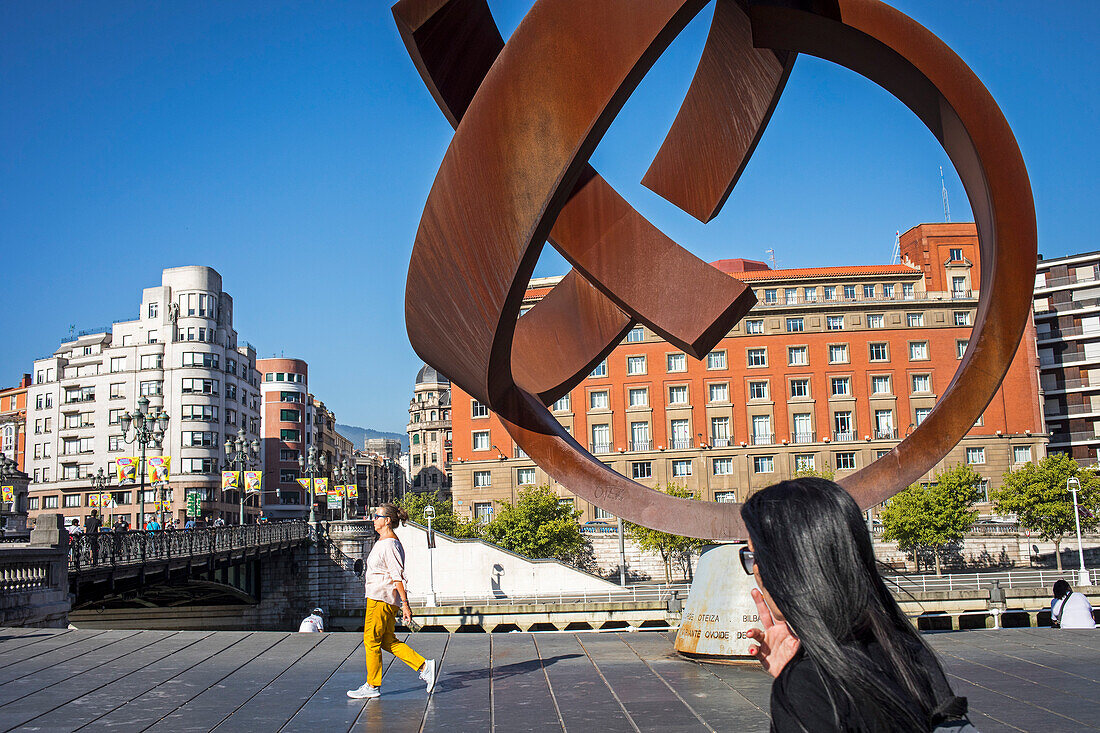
1043;402;1100;418
668;438;693;450
874;429;899;440
1035;296;1100;318
1035;270;1100;291
1048;431;1100;447
1043;377;1100;393
1037;326;1100;343
792;432;815;444
711;437;731;448
750;434;774;446
629;440;651;452
589;443;612;455
833;431;856;442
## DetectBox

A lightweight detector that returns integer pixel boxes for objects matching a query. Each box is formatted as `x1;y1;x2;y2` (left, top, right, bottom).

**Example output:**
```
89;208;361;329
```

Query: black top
769;638;961;733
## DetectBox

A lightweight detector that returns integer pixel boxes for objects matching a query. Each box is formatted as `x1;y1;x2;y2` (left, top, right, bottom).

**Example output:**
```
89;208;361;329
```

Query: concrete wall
0;514;71;627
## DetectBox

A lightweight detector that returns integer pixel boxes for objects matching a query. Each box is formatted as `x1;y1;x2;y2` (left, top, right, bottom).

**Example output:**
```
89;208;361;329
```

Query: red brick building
0;374;30;471
449;223;1045;522
258;357;310;520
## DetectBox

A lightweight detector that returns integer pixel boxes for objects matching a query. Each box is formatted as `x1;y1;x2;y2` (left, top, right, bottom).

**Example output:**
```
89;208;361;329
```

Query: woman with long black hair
741;477;974;732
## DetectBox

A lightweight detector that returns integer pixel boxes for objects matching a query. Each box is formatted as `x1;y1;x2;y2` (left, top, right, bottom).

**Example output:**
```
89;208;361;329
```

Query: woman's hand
745;587;800;678
402;602;412;626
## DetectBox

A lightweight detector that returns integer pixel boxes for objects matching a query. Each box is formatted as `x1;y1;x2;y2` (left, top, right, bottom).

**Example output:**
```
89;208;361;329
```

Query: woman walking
348;503;437;699
741;477;974;732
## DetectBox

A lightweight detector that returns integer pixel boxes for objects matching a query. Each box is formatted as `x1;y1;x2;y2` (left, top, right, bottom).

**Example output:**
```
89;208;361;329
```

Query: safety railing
407;582;691;607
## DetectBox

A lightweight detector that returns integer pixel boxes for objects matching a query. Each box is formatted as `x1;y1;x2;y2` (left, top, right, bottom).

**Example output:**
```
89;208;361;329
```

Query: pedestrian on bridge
347;503;437;700
1051;580;1096;629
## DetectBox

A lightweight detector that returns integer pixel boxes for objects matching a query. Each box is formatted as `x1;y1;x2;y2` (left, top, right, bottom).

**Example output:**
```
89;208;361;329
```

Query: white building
25;266;263;527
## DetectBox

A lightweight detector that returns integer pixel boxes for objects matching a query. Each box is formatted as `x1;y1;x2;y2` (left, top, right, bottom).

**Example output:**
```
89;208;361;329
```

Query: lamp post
120;395;168;530
424;503;437;606
298;446;327;527
334;457;352;521
91;467;111;521
1067;477;1092;586
224;428;261;525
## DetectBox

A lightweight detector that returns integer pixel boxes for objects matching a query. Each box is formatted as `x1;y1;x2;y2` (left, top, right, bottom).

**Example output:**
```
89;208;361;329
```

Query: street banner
222;471;240;490
1;486;13;504
117;457;139;484
326;493;341;509
147;456;171;484
89;493;100;508
346;485;358;499
335;485;345;498
314;478;329;495
296;477;311;491
101;493;114;509
244;471;262;493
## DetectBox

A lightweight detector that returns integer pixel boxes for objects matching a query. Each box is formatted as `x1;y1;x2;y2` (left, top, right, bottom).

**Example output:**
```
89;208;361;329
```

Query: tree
483;485;588;563
397;491;483;539
994;453;1100;571
794;464;836;481
623;484;709;584
880;464;983;575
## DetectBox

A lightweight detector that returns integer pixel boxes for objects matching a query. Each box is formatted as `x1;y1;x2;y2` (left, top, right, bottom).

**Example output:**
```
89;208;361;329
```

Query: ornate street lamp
333;457;354;521
91;467;111;521
298;445;327;527
120;395;168;529
224;428;261;525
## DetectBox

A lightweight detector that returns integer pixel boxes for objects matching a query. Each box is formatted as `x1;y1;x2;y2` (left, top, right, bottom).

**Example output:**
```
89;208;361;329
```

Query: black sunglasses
739;546;755;575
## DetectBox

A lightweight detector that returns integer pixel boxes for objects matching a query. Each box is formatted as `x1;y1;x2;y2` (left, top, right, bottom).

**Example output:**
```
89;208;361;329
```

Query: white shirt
1051;593;1097;629
364;537;408;606
298;614;324;632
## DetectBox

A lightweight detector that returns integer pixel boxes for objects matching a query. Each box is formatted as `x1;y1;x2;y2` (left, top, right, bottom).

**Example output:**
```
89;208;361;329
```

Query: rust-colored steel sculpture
397;0;1036;539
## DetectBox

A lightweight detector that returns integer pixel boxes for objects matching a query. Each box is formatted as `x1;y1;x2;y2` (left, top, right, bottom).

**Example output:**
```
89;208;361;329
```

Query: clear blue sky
2;1;1096;432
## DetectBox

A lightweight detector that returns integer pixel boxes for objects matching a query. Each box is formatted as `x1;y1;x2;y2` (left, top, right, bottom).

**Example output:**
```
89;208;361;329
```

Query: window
279;449;297;461
474;502;493;523
589;360;607;378
834;411;854;439
752;415;771;444
182;431;218;447
517;468;536;485
279;470;298;484
794;454;815;471
629;421;650;450
875;409;894;438
831;377;850;396
591;424;611;453
147;330;158;344
823;286;837;301
109;383;124;399
748;381;769;400
909;341;929;360
956;340;969;359
226;383;238;399
915;407;932;425
63;494;81;508
182;352;220;369
788;346;807;366
745;319;764;334
949;248;963;261
784;287;798;304
863;284;876;298
140;380;162;396
707;351;727;370
666;353;686;372
551;395;571;412
474;470;491;487
471;400;489;418
763;288;777;304
966;447;986;464
883;284;895;299
139;354;163;370
668;385;688;404
628;388;648;407
589;390;610;410
835;452;856;470
182;378;218;394
753;456;774;473
631;462;652;480
954;311;971;326
786;317;804;332
280;428;301;441
713;457;733;475
108;408;125;425
869;343;889;361
711;417;730;445
867;314;885;328
911;374;931;393
708;383;729;403
871;376;892;394
472;431;491;451
828;344;849;363
672;459;692;477
803;287;817;303
626;326;644;343
902;283;915;299
1013;446;1031;464
28;497;39;510
626;356;647;375
670;419;691;449
951;276;967;295
280;391;301;403
110;356;126;373
279;409;299;422
790;379;809;398
906;313;924;327
747;348;767;367
827;315;844;331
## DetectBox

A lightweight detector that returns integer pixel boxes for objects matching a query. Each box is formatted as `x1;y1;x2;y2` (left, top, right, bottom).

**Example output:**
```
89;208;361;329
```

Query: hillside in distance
336;423;409;452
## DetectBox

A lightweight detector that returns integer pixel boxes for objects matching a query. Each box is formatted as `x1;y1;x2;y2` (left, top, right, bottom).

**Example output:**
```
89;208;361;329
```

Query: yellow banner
2;486;14;503
334;485;345;498
117;457;139;484
296;477;311;491
346;485;358;499
244;471;262;493
147;456;171;484
314;478;328;495
222;471;240;490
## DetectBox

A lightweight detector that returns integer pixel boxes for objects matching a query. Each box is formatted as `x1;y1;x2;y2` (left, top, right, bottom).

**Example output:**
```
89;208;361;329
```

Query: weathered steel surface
398;0;1037;539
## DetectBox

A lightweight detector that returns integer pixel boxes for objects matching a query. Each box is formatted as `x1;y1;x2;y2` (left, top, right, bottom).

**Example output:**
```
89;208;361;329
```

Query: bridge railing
404;583;692;608
68;522;312;572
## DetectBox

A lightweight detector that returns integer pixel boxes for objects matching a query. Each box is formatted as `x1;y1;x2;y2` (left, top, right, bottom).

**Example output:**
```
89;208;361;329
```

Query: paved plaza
0;627;1096;731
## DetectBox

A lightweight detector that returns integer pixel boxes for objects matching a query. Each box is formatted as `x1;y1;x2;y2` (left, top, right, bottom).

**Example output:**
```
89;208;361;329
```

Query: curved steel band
398;0;1036;539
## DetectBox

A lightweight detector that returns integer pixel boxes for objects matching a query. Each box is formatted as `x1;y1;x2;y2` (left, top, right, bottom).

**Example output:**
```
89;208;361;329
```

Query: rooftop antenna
940;166;951;223
765;248;778;269
891;231;901;265
68;324;76;339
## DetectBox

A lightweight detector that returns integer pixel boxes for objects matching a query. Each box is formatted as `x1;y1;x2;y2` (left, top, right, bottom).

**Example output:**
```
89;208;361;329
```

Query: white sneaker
419;659;437;694
346;682;380;699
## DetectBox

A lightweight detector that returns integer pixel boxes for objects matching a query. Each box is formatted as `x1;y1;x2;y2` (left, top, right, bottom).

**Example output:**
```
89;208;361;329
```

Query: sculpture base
675;543;760;663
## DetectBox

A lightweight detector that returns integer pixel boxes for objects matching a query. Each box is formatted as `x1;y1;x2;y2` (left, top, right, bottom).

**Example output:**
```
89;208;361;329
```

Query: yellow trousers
365;598;425;687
